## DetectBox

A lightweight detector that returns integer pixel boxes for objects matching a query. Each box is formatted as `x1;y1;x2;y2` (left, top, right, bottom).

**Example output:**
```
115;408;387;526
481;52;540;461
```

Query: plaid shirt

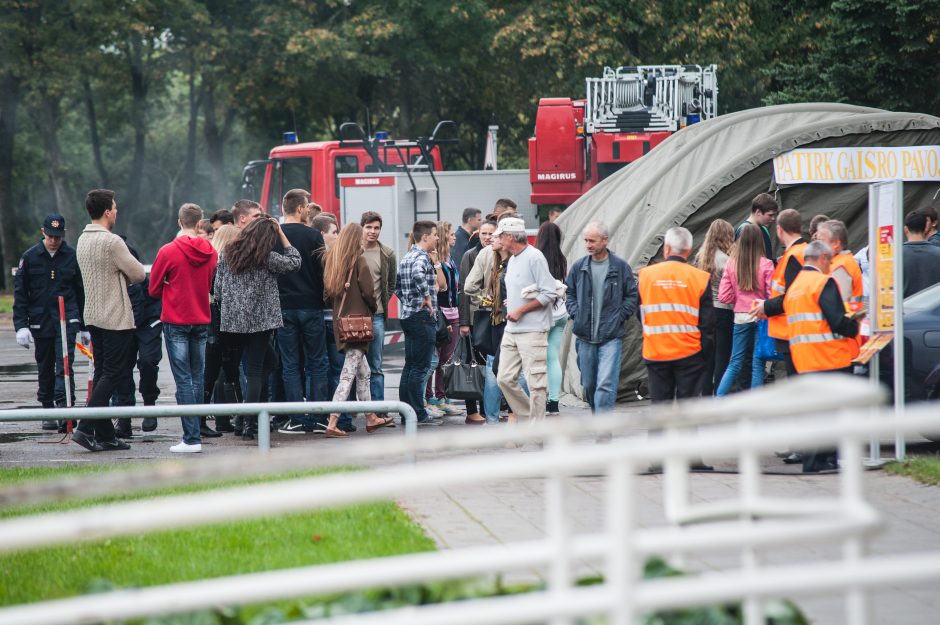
395;245;437;319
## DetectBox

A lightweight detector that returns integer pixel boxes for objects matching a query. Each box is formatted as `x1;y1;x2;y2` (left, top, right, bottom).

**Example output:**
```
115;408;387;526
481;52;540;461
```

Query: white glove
79;331;91;346
16;328;32;349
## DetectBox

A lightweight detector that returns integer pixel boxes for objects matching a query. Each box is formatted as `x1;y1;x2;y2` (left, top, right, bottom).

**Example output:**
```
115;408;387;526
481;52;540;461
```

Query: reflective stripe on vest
640;303;700;317
783;270;859;373
768;241;808;340
638;260;711;361
642;324;700;335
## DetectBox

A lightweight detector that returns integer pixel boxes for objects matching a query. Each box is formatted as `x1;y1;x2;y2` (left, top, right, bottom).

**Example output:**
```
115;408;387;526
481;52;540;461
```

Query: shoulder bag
443;336;484;400
337;263;374;343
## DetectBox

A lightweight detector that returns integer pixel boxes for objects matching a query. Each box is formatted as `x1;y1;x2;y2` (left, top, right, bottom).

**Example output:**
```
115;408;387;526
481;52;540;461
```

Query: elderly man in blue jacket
565;221;638;414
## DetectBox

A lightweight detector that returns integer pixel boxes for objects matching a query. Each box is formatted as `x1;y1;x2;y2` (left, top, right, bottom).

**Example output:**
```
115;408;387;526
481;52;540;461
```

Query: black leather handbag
443;336;484;400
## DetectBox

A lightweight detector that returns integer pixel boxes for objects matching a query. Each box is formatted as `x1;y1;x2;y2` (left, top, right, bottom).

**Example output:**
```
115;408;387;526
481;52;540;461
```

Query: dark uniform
111;240;163;436
13;230;84;413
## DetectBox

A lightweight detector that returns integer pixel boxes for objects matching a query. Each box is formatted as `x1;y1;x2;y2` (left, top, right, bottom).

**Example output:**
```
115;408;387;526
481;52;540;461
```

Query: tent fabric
554;103;940;401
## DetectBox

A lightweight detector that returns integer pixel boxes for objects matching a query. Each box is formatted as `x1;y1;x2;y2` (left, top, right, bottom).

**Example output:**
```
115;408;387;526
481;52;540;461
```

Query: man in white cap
493;217;557;423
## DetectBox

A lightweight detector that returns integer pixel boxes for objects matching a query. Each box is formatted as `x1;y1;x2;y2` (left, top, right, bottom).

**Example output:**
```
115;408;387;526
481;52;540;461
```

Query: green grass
885;455;940;486
0;465;435;608
0;293;12;314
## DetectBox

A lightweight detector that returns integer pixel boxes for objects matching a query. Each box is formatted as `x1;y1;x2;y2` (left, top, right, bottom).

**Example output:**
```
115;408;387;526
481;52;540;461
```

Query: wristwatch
434;263;442;269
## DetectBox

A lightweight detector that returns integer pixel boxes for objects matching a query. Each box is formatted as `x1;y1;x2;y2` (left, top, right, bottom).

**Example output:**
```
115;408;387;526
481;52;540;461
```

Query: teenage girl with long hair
716;223;774;396
535;221;568;415
694;219;735;395
322;223;392;437
213;216;301;439
426;221;463;416
202;224;242;435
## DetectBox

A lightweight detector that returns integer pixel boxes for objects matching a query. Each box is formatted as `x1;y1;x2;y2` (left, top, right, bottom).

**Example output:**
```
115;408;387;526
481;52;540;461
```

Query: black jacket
565;252;639;343
13;240;84;337
124;240;162;327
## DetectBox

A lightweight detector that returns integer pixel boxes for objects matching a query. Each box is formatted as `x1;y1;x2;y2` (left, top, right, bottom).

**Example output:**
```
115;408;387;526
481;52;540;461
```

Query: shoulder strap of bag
337;263;355;316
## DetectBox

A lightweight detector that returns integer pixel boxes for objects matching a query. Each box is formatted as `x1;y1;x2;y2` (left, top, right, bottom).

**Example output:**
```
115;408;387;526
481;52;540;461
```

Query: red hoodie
149;235;217;325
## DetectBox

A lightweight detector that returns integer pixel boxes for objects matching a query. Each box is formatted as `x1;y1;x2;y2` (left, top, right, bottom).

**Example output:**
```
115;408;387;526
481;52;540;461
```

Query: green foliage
1;0;932;267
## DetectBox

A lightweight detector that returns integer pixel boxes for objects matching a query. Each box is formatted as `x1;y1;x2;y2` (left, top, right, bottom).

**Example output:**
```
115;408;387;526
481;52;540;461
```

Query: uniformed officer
12;214;89;430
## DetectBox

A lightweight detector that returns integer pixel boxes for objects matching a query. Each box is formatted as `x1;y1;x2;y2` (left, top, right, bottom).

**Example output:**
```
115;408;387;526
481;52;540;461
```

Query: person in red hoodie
149;203;218;453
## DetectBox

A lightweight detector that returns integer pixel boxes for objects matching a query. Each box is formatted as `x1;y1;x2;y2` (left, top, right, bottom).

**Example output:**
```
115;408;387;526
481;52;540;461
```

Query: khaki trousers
496;330;548;422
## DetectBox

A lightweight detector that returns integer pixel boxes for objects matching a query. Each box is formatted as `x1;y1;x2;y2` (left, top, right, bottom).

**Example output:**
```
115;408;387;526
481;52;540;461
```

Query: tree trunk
203;83;232;209
0;73;20;288
83;78;109;187
125;38;147;238
32;94;79;238
181;52;200;203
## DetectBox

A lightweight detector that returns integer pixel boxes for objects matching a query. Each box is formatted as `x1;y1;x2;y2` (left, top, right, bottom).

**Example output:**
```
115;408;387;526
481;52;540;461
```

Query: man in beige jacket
72;189;146;452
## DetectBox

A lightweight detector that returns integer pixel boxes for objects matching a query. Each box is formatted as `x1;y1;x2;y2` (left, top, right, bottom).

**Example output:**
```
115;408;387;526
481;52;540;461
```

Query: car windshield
905;282;940;315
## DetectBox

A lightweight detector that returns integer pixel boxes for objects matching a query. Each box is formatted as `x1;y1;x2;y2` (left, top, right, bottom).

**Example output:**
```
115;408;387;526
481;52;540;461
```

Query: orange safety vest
829;251;864;305
784;270;859;373
767;241;808;340
638;260;710;361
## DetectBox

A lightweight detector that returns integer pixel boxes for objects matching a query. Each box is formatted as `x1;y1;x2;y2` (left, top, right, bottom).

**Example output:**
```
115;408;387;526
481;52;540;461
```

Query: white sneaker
170;441;202;453
425;405;444;418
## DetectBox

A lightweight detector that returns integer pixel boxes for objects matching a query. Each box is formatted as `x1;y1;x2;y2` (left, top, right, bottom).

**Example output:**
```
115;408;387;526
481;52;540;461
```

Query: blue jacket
124;239;162;327
13;240;84;337
565;252;638;343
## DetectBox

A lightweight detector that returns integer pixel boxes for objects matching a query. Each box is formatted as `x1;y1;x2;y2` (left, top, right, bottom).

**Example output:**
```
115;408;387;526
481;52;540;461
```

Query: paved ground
1;323;939;623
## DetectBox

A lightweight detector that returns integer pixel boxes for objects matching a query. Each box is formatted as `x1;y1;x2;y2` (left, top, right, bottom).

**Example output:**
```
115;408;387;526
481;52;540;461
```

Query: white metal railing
1;376;940;625
0;400;418;453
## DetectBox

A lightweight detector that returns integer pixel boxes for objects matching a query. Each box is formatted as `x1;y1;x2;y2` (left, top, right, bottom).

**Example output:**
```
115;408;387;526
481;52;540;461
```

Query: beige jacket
76;224;146;330
462;245;495;306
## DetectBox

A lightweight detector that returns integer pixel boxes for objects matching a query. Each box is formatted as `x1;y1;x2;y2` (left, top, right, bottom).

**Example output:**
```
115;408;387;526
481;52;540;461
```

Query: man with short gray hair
565;221;637;415
815;219;863;304
495;217;556;422
780;239;860;472
637;227;714;405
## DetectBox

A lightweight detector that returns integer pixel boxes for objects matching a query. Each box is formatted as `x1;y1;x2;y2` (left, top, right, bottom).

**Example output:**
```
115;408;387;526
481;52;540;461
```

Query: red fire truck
241;122;451;217
528;65;717;210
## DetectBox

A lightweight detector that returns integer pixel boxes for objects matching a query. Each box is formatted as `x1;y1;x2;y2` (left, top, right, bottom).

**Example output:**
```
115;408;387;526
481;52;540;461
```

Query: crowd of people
12;188;940;464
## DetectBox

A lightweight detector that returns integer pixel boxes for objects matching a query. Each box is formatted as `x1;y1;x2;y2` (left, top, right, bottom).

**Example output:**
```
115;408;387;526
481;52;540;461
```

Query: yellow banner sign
774;146;940;184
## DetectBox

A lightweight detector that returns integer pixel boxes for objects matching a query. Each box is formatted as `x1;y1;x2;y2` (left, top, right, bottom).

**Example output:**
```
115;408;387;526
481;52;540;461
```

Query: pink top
718;256;774;313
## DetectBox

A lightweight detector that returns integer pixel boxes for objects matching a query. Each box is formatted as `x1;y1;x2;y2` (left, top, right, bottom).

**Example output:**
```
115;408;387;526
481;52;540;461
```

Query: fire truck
240;122;452;218
528;64;718;210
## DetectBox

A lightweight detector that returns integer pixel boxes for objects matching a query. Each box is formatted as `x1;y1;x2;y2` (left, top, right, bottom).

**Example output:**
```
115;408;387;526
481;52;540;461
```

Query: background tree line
0;0;936;283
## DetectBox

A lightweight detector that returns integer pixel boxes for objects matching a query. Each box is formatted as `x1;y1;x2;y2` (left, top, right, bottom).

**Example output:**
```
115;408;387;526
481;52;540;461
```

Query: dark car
879;281;940;402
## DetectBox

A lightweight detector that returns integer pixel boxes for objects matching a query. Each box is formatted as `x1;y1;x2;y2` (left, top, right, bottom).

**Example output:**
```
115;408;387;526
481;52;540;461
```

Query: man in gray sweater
494;217;557;423
73;189;146;452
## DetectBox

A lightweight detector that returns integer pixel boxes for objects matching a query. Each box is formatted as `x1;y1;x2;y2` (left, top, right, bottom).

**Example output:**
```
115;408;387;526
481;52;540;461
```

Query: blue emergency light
374;131;389;141
283;131;299;144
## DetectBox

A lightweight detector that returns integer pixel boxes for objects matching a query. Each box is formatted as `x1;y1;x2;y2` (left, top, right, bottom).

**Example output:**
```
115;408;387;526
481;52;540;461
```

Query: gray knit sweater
214;247;301;334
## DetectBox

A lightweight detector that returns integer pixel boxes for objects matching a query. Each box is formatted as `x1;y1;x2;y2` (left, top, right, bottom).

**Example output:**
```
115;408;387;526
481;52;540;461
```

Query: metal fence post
257;410;270;453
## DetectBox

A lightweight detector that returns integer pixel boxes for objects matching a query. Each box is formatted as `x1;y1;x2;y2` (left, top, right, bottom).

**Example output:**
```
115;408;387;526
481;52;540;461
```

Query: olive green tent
555;103;940;400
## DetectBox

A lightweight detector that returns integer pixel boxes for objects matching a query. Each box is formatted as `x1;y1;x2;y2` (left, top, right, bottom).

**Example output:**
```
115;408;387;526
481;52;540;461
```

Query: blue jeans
367;314;386;402
483;354;502;423
164;323;208;445
575;338;622;414
716;322;766;397
400;310;436;421
278;309;330;426
547;316;567;401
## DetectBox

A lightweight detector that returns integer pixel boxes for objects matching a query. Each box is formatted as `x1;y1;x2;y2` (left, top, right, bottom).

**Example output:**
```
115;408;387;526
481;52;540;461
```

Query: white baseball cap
493;217;526;236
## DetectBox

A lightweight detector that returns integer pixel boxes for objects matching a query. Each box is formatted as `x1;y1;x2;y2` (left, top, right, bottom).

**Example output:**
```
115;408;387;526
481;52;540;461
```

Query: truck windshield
241;161;269;202
267;157;312;217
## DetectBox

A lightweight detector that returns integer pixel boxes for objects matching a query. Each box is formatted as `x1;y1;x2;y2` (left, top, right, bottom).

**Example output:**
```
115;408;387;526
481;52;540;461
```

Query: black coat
13;240;84;337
